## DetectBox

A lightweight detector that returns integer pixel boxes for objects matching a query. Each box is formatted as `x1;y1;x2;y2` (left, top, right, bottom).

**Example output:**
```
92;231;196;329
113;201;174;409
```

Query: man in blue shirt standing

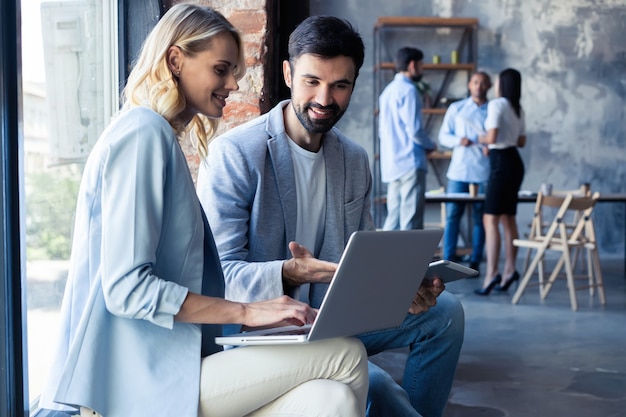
438;71;492;272
379;47;436;230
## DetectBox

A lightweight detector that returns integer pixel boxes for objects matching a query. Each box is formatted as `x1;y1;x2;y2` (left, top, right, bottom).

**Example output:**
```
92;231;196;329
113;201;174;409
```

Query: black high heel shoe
474;274;502;296
495;271;520;292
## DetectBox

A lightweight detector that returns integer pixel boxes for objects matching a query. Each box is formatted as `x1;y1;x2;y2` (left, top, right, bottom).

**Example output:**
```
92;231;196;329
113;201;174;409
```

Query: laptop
215;228;443;346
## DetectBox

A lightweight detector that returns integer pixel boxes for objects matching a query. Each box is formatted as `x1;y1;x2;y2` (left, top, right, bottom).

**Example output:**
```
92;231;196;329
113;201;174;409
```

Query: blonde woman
39;4;367;417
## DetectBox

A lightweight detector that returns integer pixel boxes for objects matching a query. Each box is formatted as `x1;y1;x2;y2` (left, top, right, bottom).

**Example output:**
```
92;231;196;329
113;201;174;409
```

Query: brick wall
170;0;269;181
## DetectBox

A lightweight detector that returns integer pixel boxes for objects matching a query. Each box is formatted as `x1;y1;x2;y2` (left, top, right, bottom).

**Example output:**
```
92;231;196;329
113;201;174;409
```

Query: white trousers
199;337;368;417
383;169;427;231
81;337;368;417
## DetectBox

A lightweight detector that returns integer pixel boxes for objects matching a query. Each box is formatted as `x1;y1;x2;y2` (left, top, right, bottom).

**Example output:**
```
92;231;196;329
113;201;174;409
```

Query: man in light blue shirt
438;72;491;271
379;47;436;230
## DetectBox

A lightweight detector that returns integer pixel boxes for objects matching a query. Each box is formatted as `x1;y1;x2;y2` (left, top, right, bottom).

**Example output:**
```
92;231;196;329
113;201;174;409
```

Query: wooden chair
552;185;592;270
512;191;605;311
521;185;592;275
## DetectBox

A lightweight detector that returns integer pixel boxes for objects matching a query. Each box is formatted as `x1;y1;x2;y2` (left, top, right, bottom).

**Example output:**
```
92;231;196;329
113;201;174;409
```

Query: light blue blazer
40;107;223;417
198;100;375;309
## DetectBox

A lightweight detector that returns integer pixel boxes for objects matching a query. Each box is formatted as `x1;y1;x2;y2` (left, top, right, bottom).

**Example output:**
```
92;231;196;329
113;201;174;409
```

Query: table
425;191;537;204
425;192;626;275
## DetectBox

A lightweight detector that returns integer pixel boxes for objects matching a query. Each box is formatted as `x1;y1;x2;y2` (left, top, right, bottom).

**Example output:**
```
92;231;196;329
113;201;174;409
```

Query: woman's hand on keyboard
242;295;318;329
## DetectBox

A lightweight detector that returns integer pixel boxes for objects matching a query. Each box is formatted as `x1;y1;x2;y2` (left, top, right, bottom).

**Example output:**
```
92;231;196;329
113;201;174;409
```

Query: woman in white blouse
475;68;526;295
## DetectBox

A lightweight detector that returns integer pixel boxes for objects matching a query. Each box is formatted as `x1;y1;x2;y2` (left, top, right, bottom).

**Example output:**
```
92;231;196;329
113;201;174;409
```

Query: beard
411;73;423;83
292;101;346;134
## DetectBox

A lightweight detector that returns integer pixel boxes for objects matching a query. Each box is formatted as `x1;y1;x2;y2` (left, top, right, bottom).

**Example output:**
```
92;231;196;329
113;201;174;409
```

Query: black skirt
484;147;525;215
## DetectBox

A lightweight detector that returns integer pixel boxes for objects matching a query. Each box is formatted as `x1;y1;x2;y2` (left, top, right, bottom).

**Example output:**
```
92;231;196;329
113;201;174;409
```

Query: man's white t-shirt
288;139;326;303
287;139;326;258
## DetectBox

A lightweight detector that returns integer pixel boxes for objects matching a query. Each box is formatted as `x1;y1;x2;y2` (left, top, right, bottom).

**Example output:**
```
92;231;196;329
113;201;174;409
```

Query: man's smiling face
283;53;356;134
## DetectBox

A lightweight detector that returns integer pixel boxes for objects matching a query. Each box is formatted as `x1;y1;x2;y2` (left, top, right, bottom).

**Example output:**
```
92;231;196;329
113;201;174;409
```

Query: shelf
378;107;454;116
375;17;478;28
377;62;476;71
422;108;447;115
427;150;452;160
375;108;448;118
424;63;475;71
372;16;479;227
373;150;451;162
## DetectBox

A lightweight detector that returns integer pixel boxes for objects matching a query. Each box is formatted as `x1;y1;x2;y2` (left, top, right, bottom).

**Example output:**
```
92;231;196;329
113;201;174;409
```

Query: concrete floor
31;258;626;417
371;257;626;417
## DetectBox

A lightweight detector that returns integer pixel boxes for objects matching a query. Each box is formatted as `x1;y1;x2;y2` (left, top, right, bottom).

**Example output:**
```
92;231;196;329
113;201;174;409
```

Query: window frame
1;0;28;414
0;152;27;412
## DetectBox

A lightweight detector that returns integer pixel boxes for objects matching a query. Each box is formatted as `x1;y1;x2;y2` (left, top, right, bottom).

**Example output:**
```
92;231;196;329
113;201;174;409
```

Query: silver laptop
215;229;443;346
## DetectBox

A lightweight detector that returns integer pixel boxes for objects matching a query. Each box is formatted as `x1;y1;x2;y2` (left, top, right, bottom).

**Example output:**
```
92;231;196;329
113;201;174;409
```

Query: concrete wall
310;0;626;256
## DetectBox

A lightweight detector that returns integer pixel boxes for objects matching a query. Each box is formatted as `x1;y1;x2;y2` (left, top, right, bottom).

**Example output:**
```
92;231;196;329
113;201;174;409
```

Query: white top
484;97;525;149
288;139;326;257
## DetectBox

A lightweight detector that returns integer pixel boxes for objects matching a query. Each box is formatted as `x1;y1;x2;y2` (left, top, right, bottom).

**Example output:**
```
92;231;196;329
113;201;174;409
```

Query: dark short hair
471;71;492;86
395;47;424;72
288;15;365;80
499;68;522;117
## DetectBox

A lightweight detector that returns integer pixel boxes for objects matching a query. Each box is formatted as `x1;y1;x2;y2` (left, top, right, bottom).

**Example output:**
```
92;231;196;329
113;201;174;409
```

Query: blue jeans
357;291;465;417
383;169;427;230
443;180;485;263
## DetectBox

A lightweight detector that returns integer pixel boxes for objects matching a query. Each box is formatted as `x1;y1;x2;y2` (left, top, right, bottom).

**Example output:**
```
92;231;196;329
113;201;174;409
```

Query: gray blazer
198;100;375;308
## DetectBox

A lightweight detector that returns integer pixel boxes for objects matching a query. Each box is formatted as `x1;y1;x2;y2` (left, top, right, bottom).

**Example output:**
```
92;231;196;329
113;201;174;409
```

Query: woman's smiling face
170;31;240;122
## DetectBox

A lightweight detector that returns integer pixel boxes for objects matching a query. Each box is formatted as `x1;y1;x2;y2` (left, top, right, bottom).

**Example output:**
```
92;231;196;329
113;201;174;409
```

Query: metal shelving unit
372;16;479;227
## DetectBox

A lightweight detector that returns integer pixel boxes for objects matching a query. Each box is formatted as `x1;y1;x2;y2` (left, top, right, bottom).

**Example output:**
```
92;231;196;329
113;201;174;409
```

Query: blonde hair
121;3;245;158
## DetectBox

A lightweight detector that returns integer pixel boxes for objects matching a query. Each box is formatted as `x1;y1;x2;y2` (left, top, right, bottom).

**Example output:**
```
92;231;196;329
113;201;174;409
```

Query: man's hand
460;137;472;147
409;277;445;315
282;241;337;287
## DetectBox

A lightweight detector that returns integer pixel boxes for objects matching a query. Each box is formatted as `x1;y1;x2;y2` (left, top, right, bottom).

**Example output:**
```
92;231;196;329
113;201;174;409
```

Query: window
21;0;118;408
